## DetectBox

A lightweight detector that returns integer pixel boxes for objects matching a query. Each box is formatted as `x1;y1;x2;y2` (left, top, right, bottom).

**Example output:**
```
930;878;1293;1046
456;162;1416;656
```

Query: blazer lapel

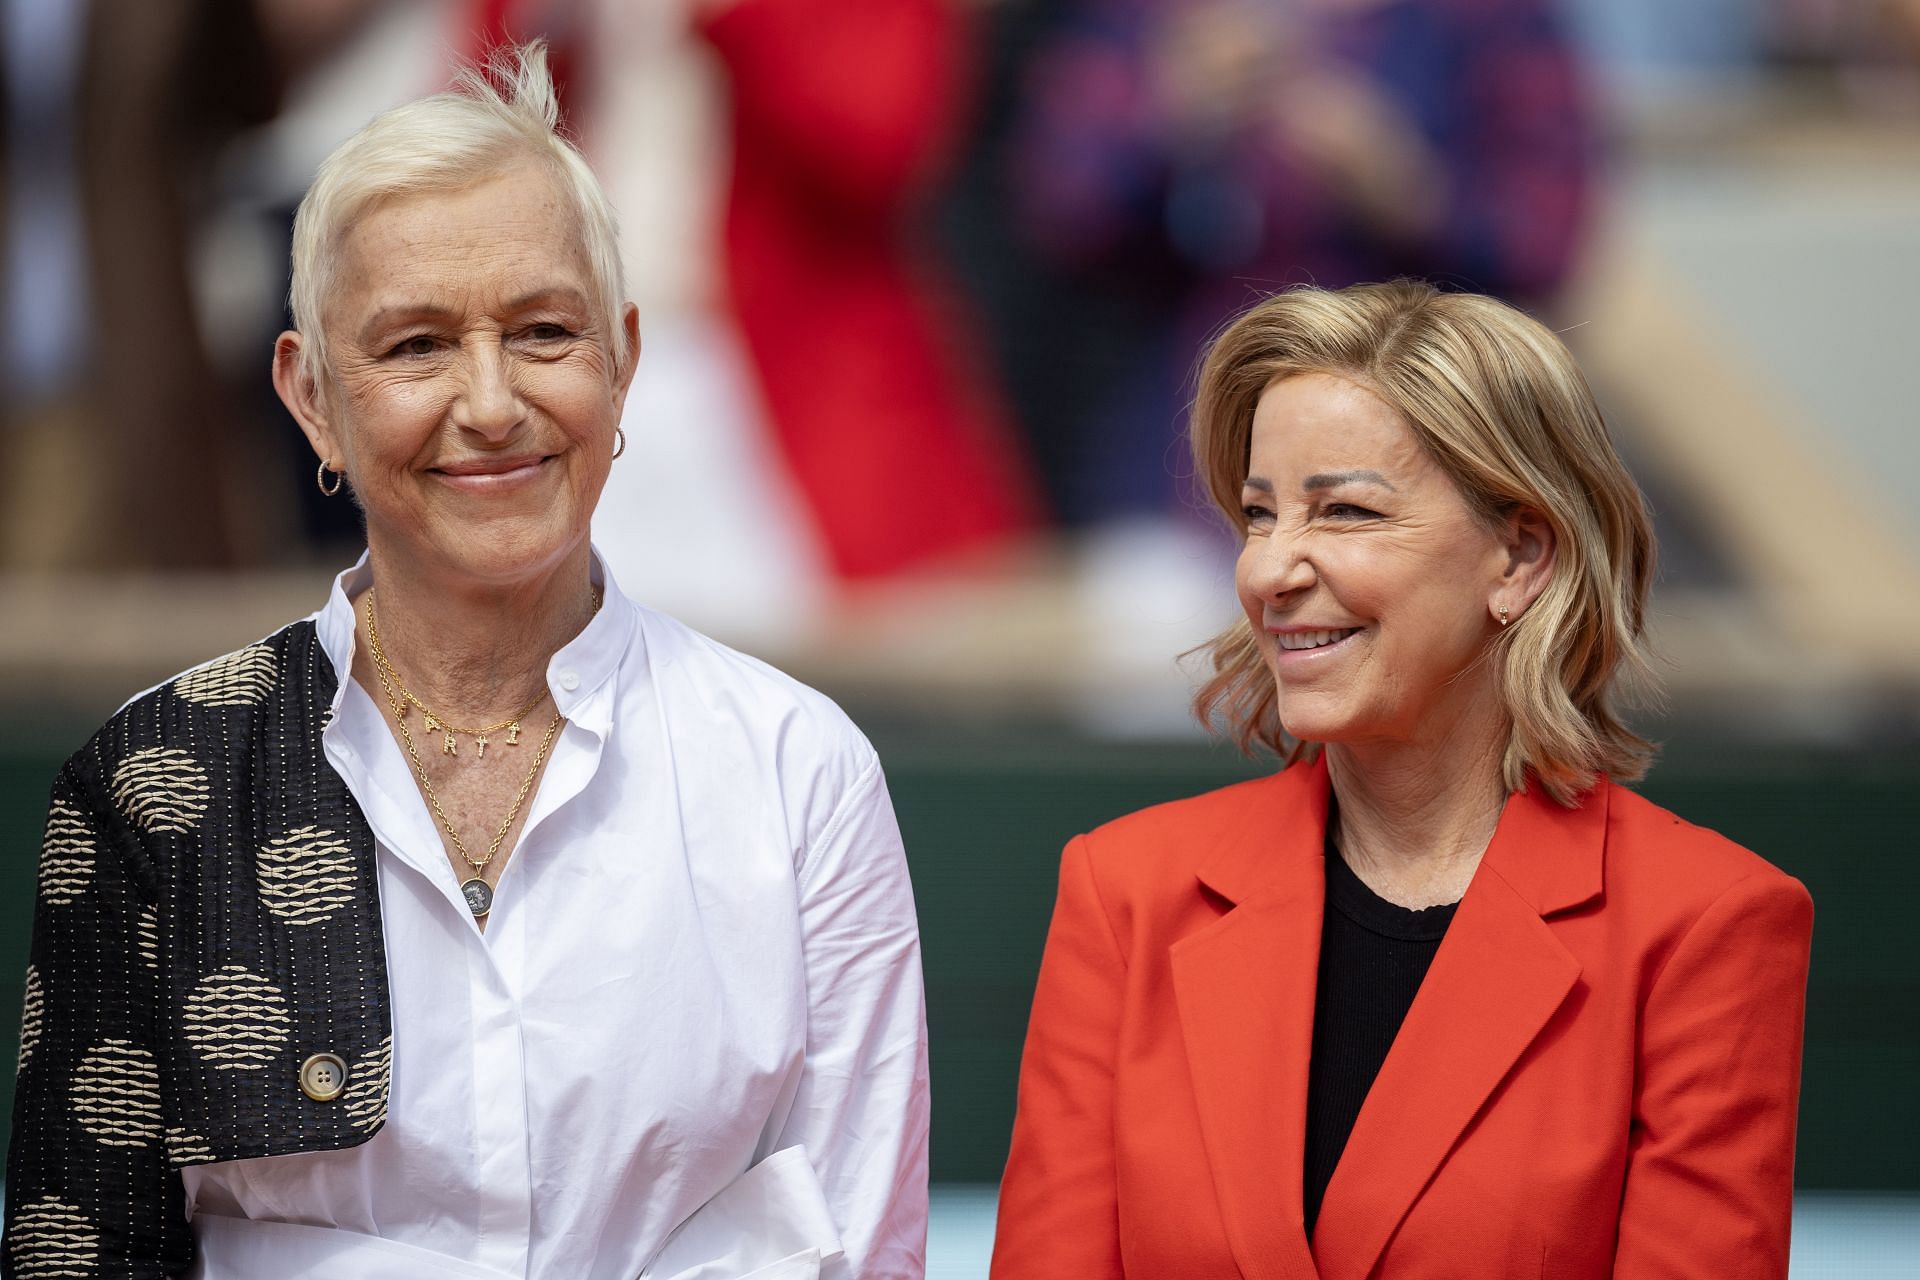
1171;758;1331;1280
1310;781;1609;1280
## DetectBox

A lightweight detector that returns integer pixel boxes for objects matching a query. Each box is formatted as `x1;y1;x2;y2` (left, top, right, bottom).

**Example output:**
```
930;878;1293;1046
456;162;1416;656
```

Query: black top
1301;836;1459;1235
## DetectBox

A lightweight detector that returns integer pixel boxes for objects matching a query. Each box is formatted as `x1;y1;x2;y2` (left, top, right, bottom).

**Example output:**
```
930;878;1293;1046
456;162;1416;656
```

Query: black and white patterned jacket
4;621;394;1278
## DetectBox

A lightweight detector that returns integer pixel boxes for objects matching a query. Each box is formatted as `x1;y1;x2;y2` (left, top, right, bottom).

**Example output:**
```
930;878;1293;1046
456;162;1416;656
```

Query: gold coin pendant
460;878;494;919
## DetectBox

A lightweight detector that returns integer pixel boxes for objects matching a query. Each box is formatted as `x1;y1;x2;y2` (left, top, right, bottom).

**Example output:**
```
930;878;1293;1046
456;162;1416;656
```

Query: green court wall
0;731;1912;1189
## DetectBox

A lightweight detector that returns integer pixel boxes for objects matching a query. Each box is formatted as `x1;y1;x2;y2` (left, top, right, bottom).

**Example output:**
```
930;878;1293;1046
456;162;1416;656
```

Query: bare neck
1323;703;1513;910
355;543;599;723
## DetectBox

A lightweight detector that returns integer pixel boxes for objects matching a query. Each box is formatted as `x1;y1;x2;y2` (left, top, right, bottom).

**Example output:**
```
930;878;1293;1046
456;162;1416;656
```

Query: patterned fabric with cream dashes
7;1198;101;1277
184;968;293;1070
72;1041;165;1147
342;1035;394;1133
256;826;359;925
36;802;94;907
174;644;278;708
110;747;210;834
3;620;394;1275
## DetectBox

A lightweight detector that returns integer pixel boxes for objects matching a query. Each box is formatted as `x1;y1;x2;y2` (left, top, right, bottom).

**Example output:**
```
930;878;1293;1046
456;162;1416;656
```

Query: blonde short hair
287;41;626;387
1190;281;1657;805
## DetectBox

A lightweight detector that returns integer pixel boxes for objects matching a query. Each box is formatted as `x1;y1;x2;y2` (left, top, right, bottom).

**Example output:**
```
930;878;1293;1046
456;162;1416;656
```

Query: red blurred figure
699;0;1036;580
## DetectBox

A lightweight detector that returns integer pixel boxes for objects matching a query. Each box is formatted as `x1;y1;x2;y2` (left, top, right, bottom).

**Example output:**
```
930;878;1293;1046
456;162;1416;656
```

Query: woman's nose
1241;531;1317;600
451;343;526;438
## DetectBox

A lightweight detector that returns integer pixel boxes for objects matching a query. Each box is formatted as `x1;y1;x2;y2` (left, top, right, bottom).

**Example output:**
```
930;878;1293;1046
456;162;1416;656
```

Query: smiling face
277;159;637;592
1235;372;1528;749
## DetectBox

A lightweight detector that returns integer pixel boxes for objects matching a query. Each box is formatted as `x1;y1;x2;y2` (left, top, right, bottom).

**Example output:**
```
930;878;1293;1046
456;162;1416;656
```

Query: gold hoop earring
1497;605;1510;627
317;461;344;497
612;426;626;460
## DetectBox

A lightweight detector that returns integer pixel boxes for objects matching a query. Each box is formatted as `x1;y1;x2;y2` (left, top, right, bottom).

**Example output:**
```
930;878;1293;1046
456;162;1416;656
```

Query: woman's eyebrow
1302;469;1397;492
357;302;457;343
504;285;591;313
356;288;590;341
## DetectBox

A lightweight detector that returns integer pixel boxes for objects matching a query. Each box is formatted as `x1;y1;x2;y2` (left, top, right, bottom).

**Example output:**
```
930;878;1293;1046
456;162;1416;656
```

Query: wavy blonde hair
1190;281;1658;805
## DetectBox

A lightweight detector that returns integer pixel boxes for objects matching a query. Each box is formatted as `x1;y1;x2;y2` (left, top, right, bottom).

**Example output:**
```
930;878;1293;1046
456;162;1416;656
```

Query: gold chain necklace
361;589;593;918
364;591;547;760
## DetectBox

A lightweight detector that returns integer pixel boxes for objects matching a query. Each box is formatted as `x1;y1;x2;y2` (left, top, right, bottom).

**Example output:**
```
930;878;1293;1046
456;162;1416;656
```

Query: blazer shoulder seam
1641;868;1809;1001
1068;831;1129;967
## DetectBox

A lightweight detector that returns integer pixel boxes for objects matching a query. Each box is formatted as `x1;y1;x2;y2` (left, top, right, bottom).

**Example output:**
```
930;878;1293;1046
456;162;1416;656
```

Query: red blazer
992;756;1813;1279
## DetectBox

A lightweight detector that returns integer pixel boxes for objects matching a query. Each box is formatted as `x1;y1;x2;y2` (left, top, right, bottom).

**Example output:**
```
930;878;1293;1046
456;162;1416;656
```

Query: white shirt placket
327;680;547;1276
463;935;533;1277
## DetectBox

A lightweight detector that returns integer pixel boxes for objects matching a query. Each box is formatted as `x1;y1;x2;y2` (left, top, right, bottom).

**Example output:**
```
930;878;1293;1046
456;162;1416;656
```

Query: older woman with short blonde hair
5;45;927;1280
993;280;1811;1279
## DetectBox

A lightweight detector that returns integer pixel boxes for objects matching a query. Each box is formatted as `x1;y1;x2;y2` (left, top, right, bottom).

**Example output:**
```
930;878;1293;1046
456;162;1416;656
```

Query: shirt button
558;670;580;691
299;1052;349;1102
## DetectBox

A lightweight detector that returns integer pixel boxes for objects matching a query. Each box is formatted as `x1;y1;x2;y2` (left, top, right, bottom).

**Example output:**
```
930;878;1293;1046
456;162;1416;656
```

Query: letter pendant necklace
367;630;547;762
364;590;578;918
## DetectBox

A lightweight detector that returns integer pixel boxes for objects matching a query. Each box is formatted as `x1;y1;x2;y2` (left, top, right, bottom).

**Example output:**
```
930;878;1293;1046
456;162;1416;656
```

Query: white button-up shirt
179;554;929;1279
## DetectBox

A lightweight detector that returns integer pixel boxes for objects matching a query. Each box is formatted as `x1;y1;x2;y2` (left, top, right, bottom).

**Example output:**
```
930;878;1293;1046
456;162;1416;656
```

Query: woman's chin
387;520;588;591
1274;700;1363;747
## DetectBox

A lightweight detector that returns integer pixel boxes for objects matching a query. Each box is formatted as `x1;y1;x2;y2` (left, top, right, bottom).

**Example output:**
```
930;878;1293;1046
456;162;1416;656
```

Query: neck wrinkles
357;542;598;722
1322;700;1512;907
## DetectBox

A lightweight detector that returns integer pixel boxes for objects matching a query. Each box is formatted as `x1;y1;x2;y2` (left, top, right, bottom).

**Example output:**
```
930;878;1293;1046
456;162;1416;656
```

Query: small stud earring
1497;605;1510;627
317;461;344;497
612;426;626;460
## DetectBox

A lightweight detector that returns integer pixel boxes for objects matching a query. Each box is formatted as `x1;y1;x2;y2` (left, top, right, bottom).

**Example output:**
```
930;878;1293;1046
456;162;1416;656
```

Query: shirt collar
311;546;638;738
313;553;371;714
547;551;634;737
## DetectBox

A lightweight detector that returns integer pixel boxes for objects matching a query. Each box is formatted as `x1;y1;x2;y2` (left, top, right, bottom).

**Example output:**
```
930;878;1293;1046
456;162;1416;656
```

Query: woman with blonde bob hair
993;281;1812;1278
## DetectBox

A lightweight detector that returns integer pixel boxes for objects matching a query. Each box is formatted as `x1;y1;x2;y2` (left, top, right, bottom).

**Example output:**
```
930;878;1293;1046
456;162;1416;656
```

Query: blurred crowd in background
4;0;1920;711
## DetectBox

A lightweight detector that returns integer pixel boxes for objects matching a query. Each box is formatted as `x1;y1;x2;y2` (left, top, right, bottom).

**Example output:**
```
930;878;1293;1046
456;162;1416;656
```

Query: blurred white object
1070;515;1238;736
583;0;829;643
239;0;464;201
3;0;90;403
593;317;829;643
